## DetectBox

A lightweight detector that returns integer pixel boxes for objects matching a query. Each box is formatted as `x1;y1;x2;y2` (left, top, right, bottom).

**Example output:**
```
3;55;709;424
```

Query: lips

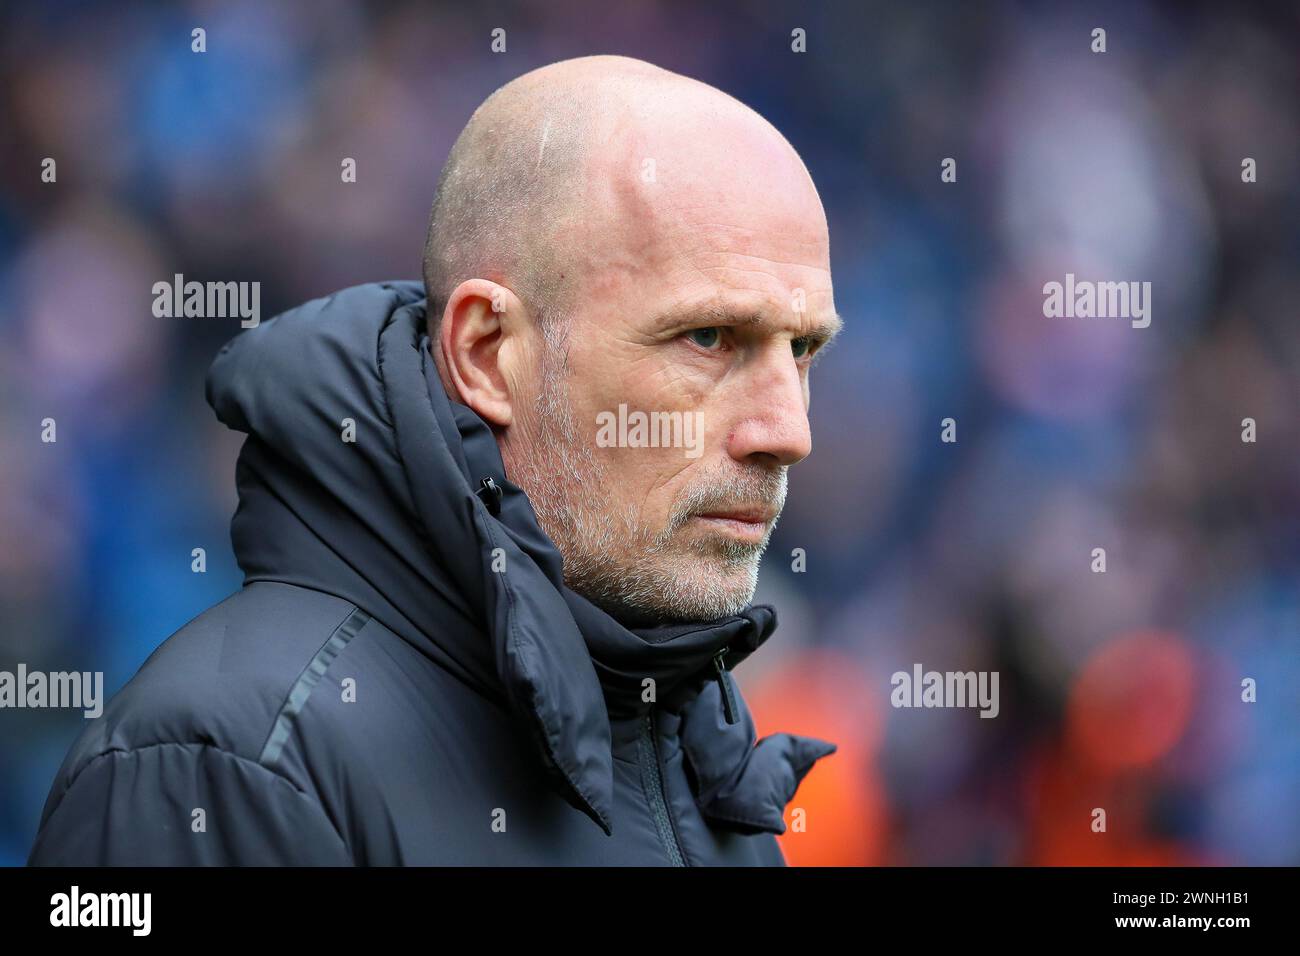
689;505;778;543
695;508;775;524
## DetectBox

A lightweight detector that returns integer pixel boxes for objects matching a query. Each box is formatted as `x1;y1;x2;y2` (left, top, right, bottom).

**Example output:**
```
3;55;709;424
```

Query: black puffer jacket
27;281;835;866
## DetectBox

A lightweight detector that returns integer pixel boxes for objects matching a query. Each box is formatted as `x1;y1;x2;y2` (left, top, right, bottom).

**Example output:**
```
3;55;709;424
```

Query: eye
686;327;723;350
791;336;813;359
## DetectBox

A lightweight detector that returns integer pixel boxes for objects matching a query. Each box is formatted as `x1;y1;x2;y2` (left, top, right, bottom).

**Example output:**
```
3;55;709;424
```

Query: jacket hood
205;280;834;836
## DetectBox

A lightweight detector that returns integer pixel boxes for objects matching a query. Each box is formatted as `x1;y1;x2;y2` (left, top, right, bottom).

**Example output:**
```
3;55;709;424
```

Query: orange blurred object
746;648;886;866
1023;630;1203;865
1066;630;1197;772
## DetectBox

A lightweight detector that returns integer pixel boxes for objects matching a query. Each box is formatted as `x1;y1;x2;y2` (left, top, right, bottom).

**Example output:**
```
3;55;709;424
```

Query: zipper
637;705;687;866
712;648;740;724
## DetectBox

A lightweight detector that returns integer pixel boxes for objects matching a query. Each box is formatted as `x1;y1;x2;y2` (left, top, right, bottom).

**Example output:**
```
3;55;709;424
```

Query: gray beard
505;346;784;625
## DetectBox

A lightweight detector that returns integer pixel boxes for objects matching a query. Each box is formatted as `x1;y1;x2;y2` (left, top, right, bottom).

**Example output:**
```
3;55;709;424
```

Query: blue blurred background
1;0;1297;866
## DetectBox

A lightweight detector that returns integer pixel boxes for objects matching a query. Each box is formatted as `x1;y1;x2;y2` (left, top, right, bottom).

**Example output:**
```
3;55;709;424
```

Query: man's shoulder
57;582;387;785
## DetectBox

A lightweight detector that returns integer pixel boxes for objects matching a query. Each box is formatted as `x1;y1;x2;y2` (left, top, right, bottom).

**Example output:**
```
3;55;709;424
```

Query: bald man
29;55;838;867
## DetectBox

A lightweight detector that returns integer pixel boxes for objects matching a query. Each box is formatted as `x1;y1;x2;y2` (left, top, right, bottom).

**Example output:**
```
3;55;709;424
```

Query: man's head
424;55;838;625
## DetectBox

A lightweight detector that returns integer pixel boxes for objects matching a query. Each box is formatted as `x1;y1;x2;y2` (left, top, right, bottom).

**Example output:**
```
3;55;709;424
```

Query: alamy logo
595;404;704;459
890;663;1000;718
50;886;151;936
0;664;102;718
1042;273;1151;328
151;273;260;327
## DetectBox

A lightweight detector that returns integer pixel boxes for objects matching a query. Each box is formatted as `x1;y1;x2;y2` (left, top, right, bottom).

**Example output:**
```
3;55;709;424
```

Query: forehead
603;103;827;249
561;105;833;326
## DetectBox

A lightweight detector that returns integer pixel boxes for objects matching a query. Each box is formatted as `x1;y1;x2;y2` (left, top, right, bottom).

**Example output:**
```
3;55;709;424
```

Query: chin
660;568;759;620
581;563;759;625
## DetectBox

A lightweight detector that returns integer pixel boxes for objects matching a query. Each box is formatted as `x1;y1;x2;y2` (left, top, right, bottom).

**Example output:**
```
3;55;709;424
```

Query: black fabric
27;281;835;866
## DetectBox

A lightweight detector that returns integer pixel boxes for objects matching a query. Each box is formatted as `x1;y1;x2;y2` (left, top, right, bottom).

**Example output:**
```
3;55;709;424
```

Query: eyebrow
649;301;844;347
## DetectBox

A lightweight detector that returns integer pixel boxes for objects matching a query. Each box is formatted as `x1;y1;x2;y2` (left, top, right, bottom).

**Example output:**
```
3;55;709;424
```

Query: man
28;54;839;865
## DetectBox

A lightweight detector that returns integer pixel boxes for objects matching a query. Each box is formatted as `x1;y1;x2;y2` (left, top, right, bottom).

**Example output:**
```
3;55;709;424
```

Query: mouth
689;507;777;543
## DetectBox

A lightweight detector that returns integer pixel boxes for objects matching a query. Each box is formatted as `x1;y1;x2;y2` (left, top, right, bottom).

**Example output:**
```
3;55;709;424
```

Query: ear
435;279;531;428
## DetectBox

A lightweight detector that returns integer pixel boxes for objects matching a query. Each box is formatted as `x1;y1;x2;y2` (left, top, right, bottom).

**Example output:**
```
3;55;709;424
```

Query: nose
723;348;813;467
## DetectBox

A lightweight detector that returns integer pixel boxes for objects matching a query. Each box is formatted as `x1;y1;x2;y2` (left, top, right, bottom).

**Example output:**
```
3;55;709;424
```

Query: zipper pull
712;649;739;725
475;476;503;515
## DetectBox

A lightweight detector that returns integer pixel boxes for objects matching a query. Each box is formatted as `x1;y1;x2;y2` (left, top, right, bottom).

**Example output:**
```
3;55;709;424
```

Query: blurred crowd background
1;0;1296;866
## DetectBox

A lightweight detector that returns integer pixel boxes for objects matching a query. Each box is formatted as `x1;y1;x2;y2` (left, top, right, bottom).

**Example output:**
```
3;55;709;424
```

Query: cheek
561;343;711;509
621;451;701;525
587;438;700;530
559;342;626;416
